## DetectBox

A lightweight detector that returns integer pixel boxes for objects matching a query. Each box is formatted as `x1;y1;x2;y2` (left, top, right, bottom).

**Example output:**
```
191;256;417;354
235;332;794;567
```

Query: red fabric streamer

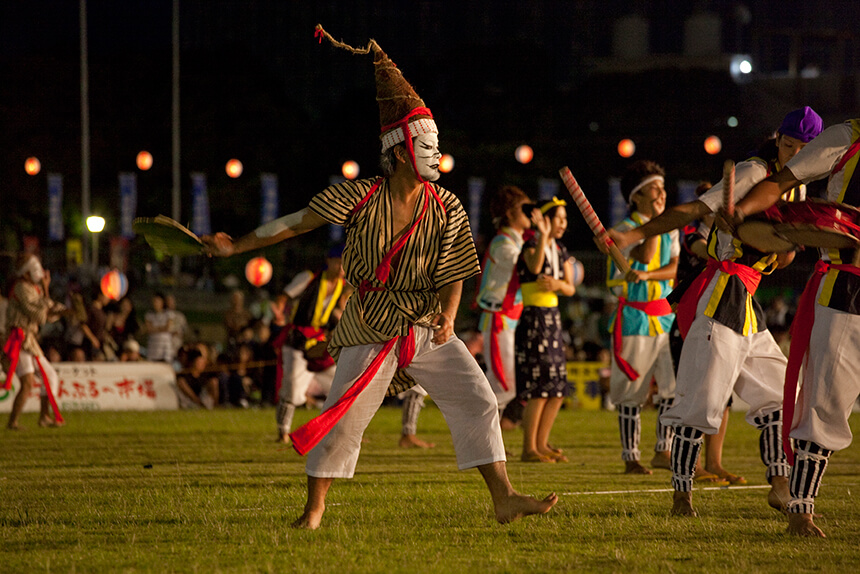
612;297;673;381
289;327;415;456
782;260;860;464
675;258;762;339
34;356;63;424
2;327;24;390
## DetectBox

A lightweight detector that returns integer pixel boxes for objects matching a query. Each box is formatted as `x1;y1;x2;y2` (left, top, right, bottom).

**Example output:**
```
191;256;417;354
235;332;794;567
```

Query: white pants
16;351;57;398
609;333;675;407
481;319;516;412
278;347;335;406
792;302;860;451
306;326;505;478
662;314;785;434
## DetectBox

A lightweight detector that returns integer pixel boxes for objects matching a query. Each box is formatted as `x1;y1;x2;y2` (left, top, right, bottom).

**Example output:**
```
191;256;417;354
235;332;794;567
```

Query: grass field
2;405;858;573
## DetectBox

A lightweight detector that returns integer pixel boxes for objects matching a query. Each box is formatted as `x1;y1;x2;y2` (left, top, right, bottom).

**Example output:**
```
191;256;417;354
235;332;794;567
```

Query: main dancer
204;26;556;529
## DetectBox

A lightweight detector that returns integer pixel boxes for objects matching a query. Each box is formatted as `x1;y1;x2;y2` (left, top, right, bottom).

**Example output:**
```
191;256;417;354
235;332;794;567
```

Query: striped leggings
617;398;674;462
788;440;833;515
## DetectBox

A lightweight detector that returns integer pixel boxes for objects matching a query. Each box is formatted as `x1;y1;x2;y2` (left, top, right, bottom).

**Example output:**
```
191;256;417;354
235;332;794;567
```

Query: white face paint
413;132;441;182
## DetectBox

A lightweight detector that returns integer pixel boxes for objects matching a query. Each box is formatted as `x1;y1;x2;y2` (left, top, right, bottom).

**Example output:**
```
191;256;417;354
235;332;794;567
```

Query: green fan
133;215;205;256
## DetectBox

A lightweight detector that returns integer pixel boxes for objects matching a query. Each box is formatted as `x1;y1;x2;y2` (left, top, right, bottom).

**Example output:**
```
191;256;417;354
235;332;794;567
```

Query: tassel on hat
315;24;437;151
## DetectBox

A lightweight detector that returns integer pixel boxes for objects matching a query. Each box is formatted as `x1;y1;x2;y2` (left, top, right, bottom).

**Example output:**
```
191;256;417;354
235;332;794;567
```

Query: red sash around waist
675;258;762;339
612;297;673;381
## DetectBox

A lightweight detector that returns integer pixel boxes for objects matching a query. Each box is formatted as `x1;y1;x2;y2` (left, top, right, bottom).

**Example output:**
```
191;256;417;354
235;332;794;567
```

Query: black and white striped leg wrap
276;401;296;435
401;389;425;436
617;405;642;462
788;440;833;515
671;426;704;492
654;397;674;453
753;410;791;481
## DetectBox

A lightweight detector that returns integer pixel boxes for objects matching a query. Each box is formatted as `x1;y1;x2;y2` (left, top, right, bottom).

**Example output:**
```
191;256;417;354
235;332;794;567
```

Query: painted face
776;134;807;167
413;132;441;182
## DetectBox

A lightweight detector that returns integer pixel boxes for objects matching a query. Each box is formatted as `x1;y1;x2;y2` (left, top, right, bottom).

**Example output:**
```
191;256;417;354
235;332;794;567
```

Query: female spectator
145;292;175;363
515;198;576;462
176;348;219;409
108;296;140;348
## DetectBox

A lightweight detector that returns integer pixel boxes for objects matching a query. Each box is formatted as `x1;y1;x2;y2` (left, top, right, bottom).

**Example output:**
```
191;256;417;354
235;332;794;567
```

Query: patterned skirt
514;306;571;400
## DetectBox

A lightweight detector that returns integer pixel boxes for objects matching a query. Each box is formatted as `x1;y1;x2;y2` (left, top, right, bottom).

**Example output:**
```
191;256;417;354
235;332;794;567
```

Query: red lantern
245;257;273;287
100;270;129;301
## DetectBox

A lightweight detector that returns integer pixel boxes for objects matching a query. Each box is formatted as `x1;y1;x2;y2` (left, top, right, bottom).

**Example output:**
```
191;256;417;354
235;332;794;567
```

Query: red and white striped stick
722;159;735;217
558;166;630;273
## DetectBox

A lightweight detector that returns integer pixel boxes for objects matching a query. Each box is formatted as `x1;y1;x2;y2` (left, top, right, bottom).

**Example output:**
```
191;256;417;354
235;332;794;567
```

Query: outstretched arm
203;208;328;257
606;201;711;251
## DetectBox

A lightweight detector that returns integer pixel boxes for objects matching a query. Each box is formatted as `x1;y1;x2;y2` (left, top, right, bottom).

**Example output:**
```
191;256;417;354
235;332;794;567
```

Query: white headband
628;175;664;204
380;118;438;151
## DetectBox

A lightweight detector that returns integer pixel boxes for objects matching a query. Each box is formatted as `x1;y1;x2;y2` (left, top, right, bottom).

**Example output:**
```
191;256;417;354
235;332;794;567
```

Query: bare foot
38;417;65;428
768;476;790;514
671;491;697;517
399;434;436;449
625;460;653;475
787;512;825;537
275;433;291;445
6;423;24;431
650;451;671;470
521;451;555;463
495;492;558;524
540;449;568;462
291;506;324;530
705;466;747;485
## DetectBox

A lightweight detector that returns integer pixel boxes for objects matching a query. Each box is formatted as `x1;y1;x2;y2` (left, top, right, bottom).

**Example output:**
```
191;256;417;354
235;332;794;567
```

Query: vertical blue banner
537;177;560;202
327;175;346;244
119;172;137;239
677;179;699;205
190;172;211;237
47;173;64;241
467;176;485;238
608;177;626;227
260;173;279;226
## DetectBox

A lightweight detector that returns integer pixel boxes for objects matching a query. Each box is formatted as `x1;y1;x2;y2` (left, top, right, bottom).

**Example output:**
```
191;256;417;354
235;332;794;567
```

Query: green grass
2;406;858;573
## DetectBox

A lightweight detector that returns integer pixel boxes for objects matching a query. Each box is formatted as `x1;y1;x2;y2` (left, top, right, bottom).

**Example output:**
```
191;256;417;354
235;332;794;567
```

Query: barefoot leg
399;434;436;449
7;374;34;430
292;475;334;530
768;476;790;514
787;512;825;538
671;490;697;517
520;398;547;460
477;461;557;523
535;397;564;457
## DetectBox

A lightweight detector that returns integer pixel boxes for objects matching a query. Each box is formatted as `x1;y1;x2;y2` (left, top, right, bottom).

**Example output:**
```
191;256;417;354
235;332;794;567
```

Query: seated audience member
226;343;262;408
120;339;143;362
176;348;219;409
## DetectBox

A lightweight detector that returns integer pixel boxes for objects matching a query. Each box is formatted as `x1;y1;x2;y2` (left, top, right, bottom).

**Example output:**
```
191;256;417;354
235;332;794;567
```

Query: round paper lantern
617;139;636;158
136;151;153;171
515;145;534;164
704;135;722;155
341;160;359;180
25;157;41;176
245;256;273;287
100;270;129;301
226;158;243;178
571;259;585;287
439;154;455;173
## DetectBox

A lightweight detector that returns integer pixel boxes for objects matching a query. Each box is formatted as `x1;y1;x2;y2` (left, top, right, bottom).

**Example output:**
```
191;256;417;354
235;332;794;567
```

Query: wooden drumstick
558;167;631;273
722;159;736;217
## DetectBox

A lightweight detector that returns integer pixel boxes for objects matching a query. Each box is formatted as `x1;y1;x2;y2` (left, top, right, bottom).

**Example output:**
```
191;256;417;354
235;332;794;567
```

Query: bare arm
736;168;801;217
431;280;462;344
607;201;712;251
203;208;328;257
537;259;576;297
626;257;679;284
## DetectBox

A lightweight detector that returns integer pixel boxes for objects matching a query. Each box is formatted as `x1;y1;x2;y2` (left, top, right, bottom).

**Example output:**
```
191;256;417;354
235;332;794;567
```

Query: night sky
2;0;858;268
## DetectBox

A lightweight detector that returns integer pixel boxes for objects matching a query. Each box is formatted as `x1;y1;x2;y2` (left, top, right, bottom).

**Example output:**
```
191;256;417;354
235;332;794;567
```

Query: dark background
1;0;858;287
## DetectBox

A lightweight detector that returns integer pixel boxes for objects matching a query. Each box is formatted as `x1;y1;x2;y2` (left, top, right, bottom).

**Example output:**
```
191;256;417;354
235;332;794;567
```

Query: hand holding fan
133;215;205;256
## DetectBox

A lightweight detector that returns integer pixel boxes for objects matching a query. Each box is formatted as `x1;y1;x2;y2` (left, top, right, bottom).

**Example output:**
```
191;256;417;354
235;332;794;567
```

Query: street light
86;215;105;277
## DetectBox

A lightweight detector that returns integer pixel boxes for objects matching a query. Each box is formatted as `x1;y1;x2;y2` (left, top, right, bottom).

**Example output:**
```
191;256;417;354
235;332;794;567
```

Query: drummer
601;106;823;517
721;117;860;538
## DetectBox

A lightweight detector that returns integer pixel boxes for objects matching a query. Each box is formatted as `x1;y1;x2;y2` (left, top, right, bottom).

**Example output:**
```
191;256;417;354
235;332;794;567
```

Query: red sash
782;260;860;464
289;327;415;456
2;327;25;390
675;258;762;339
612;297;673;381
35;356;64;424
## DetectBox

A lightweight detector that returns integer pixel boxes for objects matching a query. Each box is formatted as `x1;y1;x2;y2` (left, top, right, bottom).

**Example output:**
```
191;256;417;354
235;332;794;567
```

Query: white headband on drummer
18;255;44;281
628;175;664;205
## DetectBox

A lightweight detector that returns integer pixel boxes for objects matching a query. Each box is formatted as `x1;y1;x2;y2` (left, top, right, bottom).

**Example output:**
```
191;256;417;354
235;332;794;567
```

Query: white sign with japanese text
0;362;179;413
